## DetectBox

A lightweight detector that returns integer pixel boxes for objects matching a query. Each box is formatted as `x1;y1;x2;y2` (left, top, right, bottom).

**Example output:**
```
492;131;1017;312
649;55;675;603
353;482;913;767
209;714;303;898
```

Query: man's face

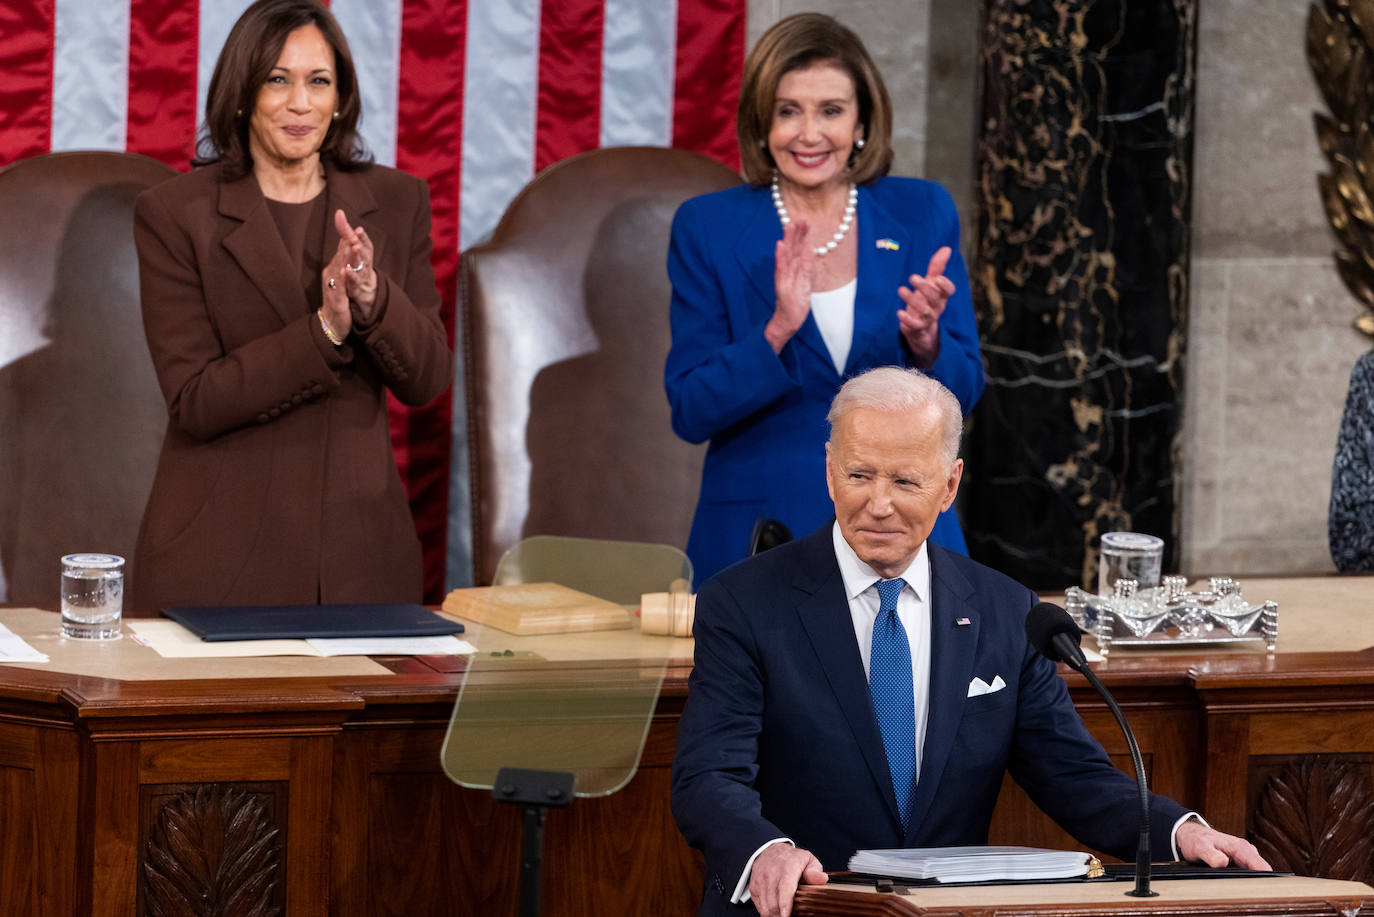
826;403;962;579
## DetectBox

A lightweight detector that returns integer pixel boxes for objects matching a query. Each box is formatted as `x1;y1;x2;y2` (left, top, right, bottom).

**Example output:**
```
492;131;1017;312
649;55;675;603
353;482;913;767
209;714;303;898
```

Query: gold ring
327;277;336;289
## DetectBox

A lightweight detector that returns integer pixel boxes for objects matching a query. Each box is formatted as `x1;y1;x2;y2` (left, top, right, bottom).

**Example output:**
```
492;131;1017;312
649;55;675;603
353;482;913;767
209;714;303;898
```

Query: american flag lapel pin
955;617;971;626
876;238;900;251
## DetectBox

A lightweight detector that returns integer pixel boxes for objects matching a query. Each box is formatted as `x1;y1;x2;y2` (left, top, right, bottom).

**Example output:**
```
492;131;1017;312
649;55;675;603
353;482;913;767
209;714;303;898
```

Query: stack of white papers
848;846;1094;883
0;622;49;663
127;620;477;658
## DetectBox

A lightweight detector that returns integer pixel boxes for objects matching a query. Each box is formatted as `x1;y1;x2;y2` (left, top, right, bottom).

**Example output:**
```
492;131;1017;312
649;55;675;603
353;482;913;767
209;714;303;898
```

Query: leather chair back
463;146;740;585
0;151;176;607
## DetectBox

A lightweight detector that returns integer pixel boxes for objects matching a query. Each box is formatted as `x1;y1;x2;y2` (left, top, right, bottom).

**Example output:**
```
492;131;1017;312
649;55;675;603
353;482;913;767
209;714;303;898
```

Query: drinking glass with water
60;553;124;640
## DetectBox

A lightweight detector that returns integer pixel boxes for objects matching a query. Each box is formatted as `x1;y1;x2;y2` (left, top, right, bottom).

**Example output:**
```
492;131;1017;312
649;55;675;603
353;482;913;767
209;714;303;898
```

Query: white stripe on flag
198;1;255;147
600;0;677;148
51;0;131;151
459;0;540;252
332;0;402;168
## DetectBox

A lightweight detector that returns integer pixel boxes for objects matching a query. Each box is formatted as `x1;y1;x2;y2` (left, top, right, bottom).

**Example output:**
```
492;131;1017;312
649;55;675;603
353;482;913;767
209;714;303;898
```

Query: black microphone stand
1069;659;1158;898
1049;626;1158;899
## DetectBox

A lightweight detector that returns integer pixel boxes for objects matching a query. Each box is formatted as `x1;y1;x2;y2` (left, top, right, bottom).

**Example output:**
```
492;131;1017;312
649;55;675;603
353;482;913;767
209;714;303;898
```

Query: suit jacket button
312;383;325;395
291;394;303;405
269;407;281;418
256;412;269;423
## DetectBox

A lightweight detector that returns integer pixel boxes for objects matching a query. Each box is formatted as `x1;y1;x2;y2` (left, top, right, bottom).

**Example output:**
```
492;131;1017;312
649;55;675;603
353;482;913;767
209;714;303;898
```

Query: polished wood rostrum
1;575;1371;916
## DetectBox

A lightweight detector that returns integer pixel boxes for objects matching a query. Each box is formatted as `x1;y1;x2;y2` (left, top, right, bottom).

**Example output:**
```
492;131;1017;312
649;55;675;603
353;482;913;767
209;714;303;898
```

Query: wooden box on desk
441;582;633;635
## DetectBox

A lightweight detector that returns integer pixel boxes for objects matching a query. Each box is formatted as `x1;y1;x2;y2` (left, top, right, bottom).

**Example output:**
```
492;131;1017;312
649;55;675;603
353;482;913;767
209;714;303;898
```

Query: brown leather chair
463;146;740;585
0;151;176;607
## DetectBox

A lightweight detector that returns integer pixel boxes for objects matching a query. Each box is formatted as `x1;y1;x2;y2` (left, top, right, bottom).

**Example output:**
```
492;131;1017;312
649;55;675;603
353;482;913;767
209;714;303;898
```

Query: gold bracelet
318;309;344;347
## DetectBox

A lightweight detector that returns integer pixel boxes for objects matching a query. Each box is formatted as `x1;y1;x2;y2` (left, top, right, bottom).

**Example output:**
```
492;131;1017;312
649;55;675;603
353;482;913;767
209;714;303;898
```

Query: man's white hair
826;367;963;467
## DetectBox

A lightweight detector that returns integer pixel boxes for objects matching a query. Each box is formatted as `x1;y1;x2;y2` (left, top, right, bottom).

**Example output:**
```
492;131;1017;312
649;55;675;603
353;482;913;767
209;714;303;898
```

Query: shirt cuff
1171;812;1209;860
731;838;793;904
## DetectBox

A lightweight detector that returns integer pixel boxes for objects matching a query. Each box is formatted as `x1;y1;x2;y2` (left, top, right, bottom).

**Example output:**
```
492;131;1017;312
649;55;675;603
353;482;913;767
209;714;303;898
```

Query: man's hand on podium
1177;819;1272;870
750;843;828;917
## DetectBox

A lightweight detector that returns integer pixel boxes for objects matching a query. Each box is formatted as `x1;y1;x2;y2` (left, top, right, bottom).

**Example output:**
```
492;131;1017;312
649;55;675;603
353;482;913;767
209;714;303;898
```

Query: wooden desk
0;608;699;917
994;575;1374;883
794;876;1374;916
1;575;1372;916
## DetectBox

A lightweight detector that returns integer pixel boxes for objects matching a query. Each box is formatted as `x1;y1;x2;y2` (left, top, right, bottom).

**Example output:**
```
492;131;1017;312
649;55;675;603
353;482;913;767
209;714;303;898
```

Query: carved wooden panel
1249;755;1374;882
137;782;285;917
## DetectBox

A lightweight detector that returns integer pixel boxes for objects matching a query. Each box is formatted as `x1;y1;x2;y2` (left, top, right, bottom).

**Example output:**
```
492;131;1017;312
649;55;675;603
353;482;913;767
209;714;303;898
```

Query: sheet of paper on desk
305;635;477;656
128;621;478;658
0;622;49;662
128;620;323;657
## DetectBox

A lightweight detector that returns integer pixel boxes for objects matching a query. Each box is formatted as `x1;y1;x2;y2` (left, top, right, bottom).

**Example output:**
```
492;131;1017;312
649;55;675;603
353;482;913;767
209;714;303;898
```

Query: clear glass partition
440;535;693;798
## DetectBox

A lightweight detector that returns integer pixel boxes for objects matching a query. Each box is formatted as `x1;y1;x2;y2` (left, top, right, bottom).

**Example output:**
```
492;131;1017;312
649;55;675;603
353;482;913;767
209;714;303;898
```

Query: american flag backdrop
0;0;747;600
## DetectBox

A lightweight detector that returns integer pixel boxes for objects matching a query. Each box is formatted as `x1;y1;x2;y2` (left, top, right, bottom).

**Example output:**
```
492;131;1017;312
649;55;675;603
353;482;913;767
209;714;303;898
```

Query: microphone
1025;602;1157;899
1024;601;1088;671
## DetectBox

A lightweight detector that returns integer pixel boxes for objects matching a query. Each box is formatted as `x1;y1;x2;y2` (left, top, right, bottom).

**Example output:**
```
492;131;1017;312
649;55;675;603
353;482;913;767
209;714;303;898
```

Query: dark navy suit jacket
670;525;1188;916
664;178;984;584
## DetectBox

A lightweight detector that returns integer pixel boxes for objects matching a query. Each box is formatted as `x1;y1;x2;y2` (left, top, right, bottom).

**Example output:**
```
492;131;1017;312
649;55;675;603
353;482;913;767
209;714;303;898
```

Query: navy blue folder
162;603;465;641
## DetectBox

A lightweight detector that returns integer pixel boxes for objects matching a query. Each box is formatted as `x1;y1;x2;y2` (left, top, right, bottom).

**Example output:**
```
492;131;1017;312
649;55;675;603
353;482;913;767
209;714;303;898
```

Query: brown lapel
218;172;308;326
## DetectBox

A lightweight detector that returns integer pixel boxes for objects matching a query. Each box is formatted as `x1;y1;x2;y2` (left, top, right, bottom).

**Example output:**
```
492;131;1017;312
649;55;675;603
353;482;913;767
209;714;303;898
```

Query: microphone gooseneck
1024;603;1158;899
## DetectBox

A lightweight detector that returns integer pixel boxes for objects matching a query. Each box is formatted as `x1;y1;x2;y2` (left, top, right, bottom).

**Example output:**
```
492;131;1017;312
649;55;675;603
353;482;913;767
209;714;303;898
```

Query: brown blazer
129;161;452;614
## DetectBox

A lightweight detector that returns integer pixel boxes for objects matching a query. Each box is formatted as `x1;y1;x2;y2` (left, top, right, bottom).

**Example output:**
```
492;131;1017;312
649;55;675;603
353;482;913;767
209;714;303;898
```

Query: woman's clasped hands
320;208;377;340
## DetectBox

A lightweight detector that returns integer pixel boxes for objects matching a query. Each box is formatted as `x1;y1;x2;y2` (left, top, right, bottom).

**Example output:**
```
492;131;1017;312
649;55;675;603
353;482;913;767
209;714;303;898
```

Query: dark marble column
965;0;1196;589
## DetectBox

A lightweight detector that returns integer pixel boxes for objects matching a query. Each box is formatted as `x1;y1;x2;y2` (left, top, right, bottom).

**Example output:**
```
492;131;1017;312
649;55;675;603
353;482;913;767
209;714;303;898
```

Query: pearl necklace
771;173;858;256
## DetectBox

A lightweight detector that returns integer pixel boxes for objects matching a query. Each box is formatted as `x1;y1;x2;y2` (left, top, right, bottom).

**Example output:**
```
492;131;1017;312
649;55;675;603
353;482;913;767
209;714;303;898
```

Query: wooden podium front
2;575;1374;915
793;876;1374;916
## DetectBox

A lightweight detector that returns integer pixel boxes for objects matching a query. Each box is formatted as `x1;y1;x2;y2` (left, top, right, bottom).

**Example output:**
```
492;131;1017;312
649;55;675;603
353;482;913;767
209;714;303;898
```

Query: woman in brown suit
130;0;451;613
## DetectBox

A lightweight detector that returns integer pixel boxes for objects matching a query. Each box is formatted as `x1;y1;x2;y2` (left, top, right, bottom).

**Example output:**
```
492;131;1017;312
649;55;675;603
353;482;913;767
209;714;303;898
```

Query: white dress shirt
832;522;932;780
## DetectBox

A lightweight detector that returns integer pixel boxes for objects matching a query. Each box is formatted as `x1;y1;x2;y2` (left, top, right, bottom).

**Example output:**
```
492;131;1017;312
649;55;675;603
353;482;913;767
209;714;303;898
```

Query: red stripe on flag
127;0;198;170
395;0;466;601
533;0;603;173
0;0;54;167
673;0;745;170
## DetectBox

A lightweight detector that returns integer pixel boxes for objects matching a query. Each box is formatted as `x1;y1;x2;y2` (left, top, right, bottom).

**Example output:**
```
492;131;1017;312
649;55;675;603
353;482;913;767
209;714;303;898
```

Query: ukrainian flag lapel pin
876;238;899;251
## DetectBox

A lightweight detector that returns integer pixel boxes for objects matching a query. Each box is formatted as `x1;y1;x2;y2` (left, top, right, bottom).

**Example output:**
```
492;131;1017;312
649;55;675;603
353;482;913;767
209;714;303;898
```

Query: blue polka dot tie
870;577;915;830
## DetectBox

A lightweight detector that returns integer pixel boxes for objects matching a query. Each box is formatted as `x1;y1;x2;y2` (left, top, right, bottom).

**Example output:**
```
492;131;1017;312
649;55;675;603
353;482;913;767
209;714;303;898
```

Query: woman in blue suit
666;13;985;584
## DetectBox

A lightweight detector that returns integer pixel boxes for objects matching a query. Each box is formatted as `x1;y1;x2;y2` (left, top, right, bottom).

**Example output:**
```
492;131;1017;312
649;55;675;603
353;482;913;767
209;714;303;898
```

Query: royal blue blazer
671;526;1189;916
665;176;985;584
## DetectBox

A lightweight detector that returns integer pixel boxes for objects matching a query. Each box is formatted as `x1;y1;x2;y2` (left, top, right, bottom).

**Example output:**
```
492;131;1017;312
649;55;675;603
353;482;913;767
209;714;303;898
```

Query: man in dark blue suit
671;367;1267;917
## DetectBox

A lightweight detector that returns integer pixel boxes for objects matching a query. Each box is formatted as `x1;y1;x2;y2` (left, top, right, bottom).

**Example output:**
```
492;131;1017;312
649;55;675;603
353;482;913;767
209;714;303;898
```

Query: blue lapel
790;528;903;834
732;187;841;378
905;545;980;841
849;183;912;373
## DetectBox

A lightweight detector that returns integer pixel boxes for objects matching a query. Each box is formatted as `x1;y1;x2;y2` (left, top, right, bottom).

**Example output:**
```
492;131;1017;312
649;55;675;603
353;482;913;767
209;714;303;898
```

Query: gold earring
333;111;340;119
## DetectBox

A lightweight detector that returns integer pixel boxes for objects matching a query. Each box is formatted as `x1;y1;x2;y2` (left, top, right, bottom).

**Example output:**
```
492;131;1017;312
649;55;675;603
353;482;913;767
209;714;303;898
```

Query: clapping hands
320;209;378;339
898;246;955;367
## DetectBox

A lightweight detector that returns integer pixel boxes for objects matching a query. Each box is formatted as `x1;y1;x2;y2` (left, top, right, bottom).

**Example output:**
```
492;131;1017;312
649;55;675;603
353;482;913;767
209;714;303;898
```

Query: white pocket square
967;675;1006;697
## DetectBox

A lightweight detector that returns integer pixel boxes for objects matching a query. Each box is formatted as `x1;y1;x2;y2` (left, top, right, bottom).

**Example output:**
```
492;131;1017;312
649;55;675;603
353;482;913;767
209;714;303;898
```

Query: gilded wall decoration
1308;0;1374;339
